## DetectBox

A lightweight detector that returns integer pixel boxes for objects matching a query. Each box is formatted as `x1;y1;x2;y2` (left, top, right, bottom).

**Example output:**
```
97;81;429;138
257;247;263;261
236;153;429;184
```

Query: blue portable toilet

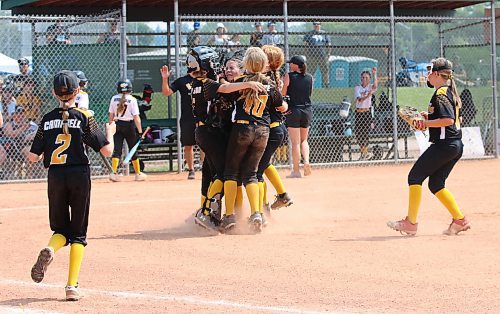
313;67;321;88
348;56;378;87
329;56;350;88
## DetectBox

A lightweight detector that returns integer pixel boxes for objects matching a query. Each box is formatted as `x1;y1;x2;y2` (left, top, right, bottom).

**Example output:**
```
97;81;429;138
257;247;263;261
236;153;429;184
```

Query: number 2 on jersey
244;94;268;118
50;134;71;165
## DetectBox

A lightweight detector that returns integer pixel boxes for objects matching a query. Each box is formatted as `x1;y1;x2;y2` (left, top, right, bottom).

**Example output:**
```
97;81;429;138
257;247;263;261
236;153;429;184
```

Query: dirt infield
1;159;499;313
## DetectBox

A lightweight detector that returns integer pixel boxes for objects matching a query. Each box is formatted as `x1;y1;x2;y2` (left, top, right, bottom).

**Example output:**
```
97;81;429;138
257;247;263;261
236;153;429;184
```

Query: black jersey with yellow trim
190;77;221;124
427;86;462;142
232;75;283;126
265;71;285;123
30;107;109;168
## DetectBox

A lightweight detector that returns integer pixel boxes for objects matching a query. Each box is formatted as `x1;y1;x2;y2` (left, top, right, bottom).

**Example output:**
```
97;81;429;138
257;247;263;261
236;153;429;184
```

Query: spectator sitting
459;89;477;127
97;21;131;46
2;106;37;163
228;34;241;51
250;22;264;47
0;82;17;118
15;76;42;122
261;21;283;46
187;21;202;50
46;21;71;45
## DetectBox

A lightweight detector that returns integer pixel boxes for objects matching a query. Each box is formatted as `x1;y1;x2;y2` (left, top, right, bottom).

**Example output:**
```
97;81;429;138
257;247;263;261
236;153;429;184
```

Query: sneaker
443;217;471;235
304;164;312;176
135;172;147;181
271;192;293;210
249;212;263;233
263;202;271;216
208;196;222;222
261;212;269;228
187;170;195;180
109;173;120;182
286;171;302;179
31;247;54;283
194;208;218;232
219;214;236;232
65;285;81;301
387;216;418;236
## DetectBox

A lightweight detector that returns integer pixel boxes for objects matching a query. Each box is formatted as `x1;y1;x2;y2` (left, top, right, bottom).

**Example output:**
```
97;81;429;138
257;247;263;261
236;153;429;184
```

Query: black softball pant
257;123;286;181
224;123;269;185
408;139;463;194
354;111;372;148
195;124;229;180
112;120;139;161
48;165;91;246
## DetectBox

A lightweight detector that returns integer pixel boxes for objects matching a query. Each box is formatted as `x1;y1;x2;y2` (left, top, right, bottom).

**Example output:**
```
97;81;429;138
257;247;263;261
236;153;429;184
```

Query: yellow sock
407;184;422;224
47;234;66;252
224;180;237;216
258;181;265;211
235;185;244;216
245;183;260;214
67;243;84;287
201;195;207;208
263;181;268;205
264;165;286;194
208;179;223;199
132;159;141;174
435;188;464;220
111;158;120;173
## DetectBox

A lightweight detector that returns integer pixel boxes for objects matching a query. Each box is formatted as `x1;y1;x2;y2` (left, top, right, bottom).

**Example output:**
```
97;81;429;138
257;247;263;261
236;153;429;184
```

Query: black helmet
73;70;88;83
186;46;220;78
117;79;133;93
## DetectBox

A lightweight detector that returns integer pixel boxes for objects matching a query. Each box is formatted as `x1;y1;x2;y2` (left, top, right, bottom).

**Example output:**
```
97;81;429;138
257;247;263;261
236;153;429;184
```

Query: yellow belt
236;119;250;124
196;121;205;127
270;121;281;128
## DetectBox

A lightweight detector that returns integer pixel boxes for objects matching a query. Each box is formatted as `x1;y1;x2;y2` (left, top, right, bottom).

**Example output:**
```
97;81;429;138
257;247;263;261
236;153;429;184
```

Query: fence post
120;0;128;79
490;0;498;157
174;0;182;173
389;0;399;163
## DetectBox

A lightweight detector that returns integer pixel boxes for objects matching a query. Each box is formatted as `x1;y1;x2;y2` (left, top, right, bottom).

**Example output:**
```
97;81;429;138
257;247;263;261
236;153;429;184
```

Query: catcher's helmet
116;79;133;93
186;46;220;77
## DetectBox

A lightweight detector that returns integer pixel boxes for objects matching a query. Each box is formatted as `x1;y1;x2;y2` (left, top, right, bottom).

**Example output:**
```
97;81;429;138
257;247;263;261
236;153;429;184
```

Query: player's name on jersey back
44;119;82;130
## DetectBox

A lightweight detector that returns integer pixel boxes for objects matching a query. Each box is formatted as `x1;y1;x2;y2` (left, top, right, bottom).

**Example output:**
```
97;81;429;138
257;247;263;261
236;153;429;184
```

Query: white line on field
0;279;332;314
0;305;62;314
0;198;185;212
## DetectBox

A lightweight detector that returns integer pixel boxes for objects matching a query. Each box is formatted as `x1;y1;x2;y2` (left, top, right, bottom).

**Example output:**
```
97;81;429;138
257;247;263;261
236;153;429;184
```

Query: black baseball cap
53;70;79;96
287;55;306;66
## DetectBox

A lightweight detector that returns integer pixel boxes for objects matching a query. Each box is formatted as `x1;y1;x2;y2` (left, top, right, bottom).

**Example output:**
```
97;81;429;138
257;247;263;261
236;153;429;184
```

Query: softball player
258;45;293;216
183;46;266;231
108;79;147;182
74;70;89;110
387;57;470;236
220;47;286;232
28;70;115;301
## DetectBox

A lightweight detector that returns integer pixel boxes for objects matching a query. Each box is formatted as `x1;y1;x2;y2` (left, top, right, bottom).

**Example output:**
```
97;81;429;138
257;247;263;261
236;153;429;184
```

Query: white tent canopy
0;52;20;75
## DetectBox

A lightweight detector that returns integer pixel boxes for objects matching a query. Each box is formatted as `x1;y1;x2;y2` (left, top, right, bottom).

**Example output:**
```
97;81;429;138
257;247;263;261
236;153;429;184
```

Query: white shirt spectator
354;84;376;109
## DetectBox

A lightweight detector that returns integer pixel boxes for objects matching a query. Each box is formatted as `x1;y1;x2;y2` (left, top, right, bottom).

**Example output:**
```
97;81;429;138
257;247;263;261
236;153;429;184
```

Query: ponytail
61;102;70;135
117;93;127;116
431;57;461;109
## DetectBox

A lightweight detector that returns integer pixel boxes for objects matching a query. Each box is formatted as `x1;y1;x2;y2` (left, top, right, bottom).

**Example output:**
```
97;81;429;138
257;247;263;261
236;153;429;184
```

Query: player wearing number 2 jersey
28;70;115;301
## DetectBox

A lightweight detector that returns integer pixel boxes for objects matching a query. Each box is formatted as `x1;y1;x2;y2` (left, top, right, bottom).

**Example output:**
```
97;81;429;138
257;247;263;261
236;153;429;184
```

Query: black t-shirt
170;75;196;121
30;107;109;168
232;75;282;126
287;72;312;108
265;71;284;123
428;86;462;142
190;78;221;124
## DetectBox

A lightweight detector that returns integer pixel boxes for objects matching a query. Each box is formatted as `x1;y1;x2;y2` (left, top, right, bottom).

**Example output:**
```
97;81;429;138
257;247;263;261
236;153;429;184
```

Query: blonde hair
261;45;284;86
431;57;462;109
117;93;127;116
239;47;269;103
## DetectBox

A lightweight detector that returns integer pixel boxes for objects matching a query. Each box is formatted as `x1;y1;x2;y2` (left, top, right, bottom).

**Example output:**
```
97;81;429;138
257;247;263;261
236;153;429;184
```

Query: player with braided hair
387;57;471;236
108;79;146;182
219;47;287;232
258;45;293;219
28;70;115;301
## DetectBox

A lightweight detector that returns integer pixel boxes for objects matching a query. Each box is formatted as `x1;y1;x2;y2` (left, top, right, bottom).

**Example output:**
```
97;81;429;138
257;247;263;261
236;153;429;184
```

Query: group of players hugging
161;45;294;234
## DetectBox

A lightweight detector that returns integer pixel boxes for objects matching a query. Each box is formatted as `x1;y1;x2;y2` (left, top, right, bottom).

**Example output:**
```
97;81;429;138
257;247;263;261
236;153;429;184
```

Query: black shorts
354;111;372;147
285;106;312;128
180;119;196;146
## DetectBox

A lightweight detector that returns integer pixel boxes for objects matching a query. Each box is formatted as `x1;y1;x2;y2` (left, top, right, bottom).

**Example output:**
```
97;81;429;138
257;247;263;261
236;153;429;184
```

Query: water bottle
339;96;351;118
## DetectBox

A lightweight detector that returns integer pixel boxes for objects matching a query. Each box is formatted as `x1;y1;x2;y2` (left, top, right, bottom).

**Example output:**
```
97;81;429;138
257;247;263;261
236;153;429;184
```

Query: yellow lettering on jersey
243;94;268;118
50;134;72;165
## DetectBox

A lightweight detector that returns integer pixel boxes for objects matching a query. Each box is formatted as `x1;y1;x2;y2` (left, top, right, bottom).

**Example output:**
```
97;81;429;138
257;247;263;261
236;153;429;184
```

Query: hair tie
62;120;68;123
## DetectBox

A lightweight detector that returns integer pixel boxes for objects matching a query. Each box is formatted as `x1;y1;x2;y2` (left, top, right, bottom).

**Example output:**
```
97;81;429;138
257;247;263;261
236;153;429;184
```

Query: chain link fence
0;12;121;182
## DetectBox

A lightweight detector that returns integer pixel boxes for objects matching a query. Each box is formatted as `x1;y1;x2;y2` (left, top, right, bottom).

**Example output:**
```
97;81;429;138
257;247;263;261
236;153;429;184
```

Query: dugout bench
137;118;178;171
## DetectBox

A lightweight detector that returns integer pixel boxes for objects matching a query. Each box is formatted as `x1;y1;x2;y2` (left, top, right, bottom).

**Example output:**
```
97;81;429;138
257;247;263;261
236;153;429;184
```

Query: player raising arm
27;70;115;301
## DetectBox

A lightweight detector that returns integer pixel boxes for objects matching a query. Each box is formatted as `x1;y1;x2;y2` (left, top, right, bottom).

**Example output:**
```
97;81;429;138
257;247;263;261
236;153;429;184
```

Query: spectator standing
46;21;71;45
354;68;378;160
261;22;283;47
207;23;229;48
97;21;131;46
160;65;204;180
282;55;313;178
12;58;32;97
250;22;264;47
228;34;241;51
187;21;202;50
303;22;331;88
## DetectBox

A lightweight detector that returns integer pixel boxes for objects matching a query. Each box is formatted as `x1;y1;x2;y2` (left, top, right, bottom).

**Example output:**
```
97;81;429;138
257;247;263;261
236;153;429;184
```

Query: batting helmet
73;70;88;88
186;46;220;78
116;79;133;93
